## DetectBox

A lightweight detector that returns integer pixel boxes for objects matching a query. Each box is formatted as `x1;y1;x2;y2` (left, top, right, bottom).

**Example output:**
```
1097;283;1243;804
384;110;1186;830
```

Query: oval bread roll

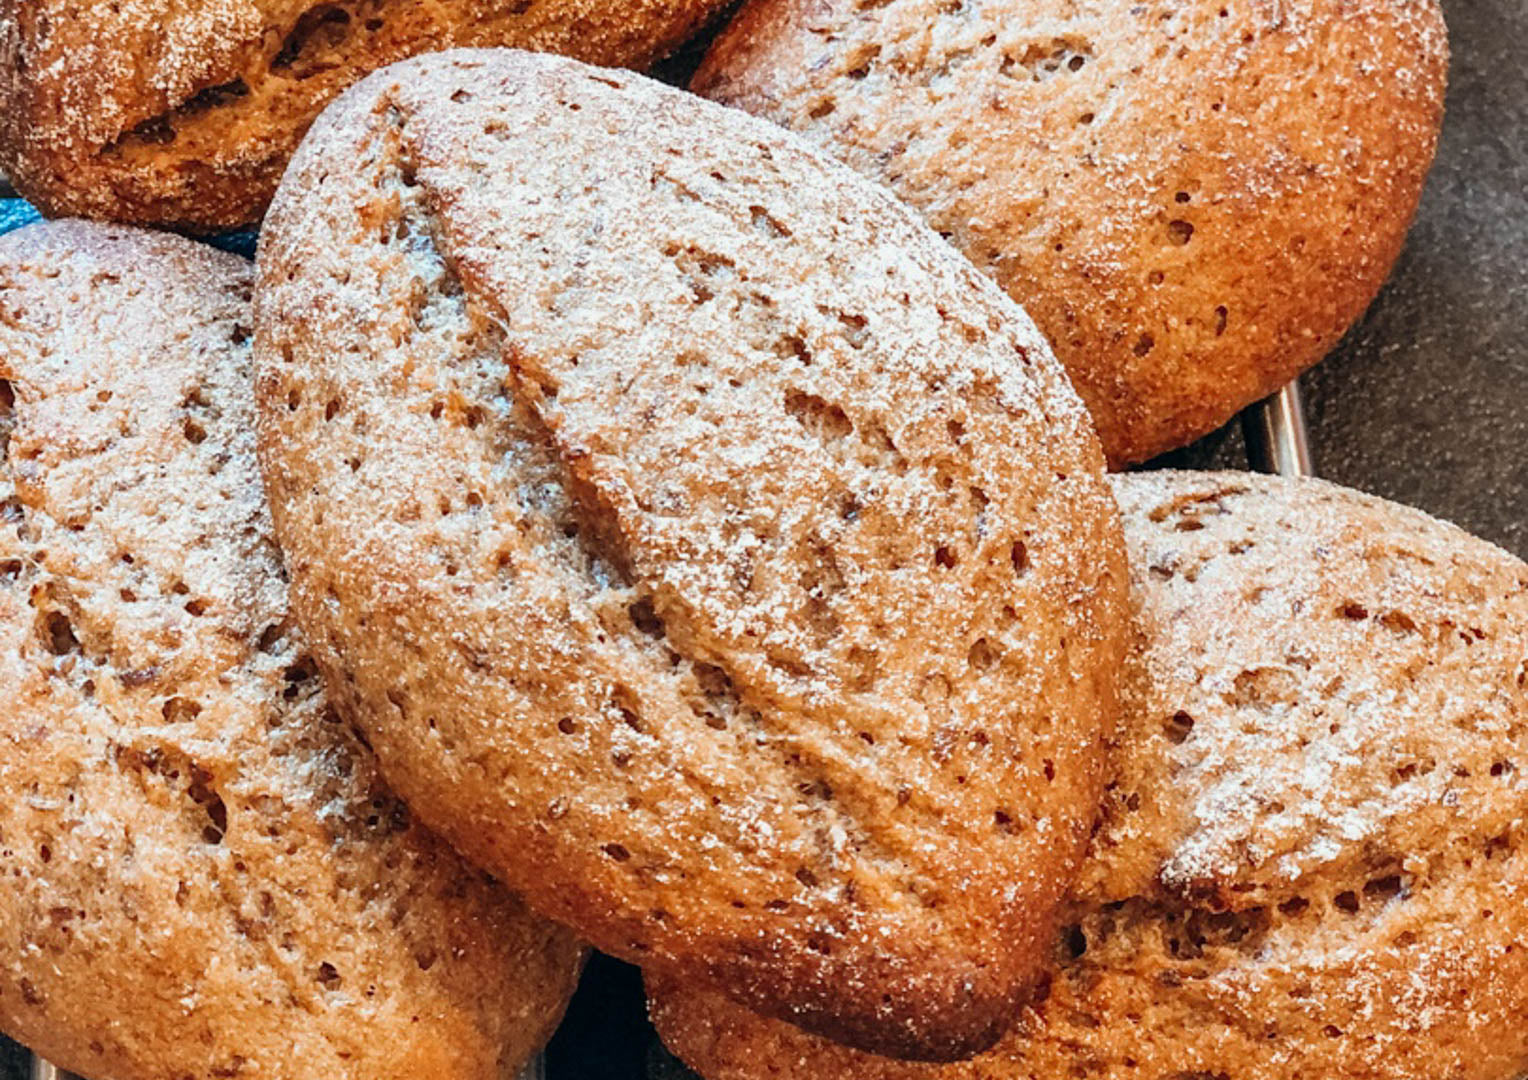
0;221;583;1080
693;0;1449;465
651;470;1528;1080
0;0;728;228
254;49;1128;1062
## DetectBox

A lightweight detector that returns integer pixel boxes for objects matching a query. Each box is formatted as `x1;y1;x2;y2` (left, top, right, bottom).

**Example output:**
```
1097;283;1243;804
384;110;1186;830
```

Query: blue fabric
0;200;43;236
0;198;258;258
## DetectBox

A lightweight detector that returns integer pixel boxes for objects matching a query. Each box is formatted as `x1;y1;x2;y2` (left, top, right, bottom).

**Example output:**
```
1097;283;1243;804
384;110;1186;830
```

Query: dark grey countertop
1;0;1521;1076
1163;0;1528;560
1302;0;1527;561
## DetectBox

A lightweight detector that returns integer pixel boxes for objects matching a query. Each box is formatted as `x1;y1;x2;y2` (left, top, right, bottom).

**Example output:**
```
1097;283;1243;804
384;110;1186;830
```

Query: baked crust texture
0;220;583;1080
694;0;1449;464
0;0;728;228
652;470;1528;1080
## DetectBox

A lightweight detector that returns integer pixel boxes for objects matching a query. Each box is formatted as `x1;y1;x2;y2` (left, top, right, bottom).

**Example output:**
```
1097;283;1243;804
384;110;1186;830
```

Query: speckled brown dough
693;0;1449;466
0;0;729;230
650;470;1528;1080
0;221;583;1080
253;48;1128;1063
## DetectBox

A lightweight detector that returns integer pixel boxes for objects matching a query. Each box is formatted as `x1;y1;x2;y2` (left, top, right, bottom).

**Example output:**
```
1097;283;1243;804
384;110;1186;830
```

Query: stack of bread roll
1;3;1517;1080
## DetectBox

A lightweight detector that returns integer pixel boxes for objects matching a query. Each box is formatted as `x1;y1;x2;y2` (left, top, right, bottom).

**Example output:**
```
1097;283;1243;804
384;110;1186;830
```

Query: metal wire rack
1244;381;1314;479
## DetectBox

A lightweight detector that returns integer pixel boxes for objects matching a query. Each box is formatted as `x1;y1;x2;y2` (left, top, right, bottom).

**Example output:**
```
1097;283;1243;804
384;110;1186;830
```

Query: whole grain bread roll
253;48;1128;1062
0;0;728;229
651;470;1528;1080
693;0;1449;465
0;220;583;1080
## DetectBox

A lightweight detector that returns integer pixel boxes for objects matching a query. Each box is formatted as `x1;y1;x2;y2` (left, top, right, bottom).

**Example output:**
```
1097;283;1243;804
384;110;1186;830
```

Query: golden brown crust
0;220;583;1080
0;0;728;229
253;48;1128;1062
651;470;1528;1080
693;0;1449;465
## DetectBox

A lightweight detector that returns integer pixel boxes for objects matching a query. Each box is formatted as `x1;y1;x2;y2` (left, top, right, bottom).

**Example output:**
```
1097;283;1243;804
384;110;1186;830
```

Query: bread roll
0;220;583;1080
652;470;1528;1080
254;48;1128;1062
0;0;727;228
693;0;1448;465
